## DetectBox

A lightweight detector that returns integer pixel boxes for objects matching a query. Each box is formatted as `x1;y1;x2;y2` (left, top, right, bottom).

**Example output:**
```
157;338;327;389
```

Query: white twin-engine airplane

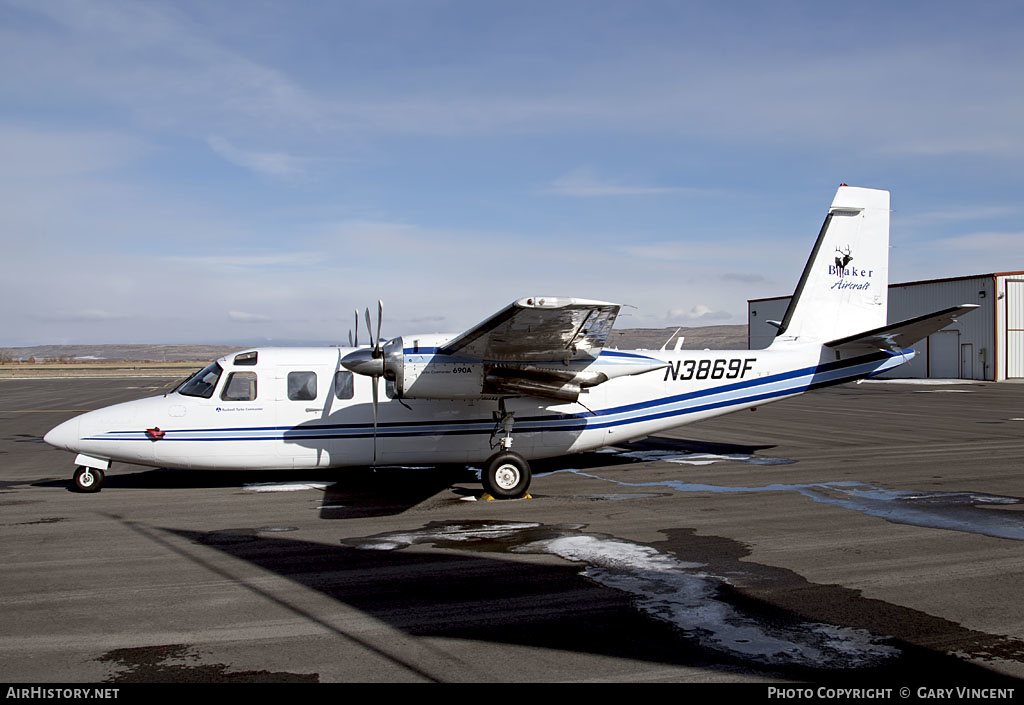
45;186;976;499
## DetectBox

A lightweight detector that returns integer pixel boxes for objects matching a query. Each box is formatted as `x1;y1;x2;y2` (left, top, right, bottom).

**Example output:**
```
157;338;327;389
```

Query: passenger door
276;367;331;468
276;367;375;468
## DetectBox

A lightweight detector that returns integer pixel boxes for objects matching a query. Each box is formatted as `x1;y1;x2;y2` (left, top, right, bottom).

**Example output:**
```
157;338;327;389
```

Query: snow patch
350;522;897;667
609;449;793;466
521;534;897;666
243;481;331;493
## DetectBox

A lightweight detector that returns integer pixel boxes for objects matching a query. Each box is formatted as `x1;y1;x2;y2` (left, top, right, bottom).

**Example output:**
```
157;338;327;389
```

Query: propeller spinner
343;300;386;376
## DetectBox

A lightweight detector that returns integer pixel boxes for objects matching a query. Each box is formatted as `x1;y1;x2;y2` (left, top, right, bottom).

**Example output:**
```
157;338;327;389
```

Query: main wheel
73;466;104;493
482;452;531;499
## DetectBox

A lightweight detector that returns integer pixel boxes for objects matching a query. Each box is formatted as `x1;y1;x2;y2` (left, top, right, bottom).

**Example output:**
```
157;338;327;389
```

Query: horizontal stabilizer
825;304;980;353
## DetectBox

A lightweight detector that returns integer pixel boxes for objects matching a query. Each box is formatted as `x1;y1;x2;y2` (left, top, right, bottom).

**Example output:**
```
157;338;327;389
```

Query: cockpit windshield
177;362;223;399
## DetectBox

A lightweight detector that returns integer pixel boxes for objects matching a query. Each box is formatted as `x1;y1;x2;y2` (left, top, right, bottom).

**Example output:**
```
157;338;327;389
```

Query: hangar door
1008;280;1024;379
929;330;960;378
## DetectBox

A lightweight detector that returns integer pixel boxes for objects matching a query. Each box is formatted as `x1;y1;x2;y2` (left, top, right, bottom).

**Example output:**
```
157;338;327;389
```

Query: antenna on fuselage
660;327;682;351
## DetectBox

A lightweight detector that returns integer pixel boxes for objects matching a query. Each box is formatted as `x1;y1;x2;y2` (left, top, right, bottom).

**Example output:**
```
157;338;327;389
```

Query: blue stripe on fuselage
88;351;902;443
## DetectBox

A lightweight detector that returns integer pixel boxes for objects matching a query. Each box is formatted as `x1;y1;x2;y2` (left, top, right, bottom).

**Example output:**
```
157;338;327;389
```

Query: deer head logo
834;245;852;276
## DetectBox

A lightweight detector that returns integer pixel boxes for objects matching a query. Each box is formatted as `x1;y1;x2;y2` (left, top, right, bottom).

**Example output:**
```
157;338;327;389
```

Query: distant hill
0;325;749;362
608;325;747;351
0;344;247;363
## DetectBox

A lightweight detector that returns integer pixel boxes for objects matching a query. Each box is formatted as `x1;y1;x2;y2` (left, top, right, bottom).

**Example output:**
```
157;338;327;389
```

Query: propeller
342;301;386;464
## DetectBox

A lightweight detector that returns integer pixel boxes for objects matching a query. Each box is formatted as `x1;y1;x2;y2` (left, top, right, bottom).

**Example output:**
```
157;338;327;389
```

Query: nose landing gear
73;466;105;493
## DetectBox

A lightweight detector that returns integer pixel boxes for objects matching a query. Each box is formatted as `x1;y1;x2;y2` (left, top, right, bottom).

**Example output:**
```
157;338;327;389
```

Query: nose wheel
73;466;105;493
482;451;531;499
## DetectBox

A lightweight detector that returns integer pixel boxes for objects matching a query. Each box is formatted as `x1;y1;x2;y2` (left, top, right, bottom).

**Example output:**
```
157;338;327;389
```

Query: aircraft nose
44;416;81;451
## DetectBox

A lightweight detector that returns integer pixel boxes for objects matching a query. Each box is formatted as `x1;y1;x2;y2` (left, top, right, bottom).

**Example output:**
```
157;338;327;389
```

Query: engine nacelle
483;367;581;402
343;335;667;402
397;356;487;400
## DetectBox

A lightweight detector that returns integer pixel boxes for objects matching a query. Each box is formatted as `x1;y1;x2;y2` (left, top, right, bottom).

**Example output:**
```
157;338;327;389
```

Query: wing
439;297;620;362
825;304;979;353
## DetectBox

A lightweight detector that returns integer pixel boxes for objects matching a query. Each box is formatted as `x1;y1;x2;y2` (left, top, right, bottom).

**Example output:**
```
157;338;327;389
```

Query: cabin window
288;371;317;401
234;351;258;366
221;371;257;401
178;362;223;399
334;371;354;400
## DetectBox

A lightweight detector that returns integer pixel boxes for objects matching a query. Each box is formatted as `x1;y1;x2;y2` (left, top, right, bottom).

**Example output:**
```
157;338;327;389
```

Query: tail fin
772;186;890;345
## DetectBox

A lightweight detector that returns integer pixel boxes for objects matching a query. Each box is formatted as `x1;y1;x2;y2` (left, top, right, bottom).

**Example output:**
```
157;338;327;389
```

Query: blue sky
2;0;1023;346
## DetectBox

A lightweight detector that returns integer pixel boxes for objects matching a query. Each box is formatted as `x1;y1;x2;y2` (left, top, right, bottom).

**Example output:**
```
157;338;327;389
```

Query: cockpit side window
222;371;257;401
234;351;258;366
178;362;223;399
288;371;317;401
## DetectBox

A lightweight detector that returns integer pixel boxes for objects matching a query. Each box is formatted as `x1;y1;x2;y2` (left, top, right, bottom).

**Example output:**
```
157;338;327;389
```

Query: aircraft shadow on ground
32;466;473;519
157;522;1024;683
34;436;779;519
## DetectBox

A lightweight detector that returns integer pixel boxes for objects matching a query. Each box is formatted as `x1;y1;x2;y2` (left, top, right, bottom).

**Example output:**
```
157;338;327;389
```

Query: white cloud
39;309;134;323
5;2;1024;159
721;272;768;284
3;3;1023;345
165;252;324;271
667;305;733;322
895;206;1021;228
885;138;1024;159
228;311;272;322
0;124;150;179
546;167;699;198
206;136;306;177
318;220;429;251
936;232;1024;252
619;242;746;262
2;0;331;137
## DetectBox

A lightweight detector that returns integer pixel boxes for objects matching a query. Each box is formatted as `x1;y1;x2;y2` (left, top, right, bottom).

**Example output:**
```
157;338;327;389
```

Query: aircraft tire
73;466;104;493
482;452;531;499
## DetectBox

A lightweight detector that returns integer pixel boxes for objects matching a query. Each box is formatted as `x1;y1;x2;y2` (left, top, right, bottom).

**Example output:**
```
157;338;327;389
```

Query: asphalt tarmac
2;376;1024;684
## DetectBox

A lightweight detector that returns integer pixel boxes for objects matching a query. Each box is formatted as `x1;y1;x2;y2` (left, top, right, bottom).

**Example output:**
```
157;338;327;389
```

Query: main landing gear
73;466;105;493
483;400;532;499
482;451;531;499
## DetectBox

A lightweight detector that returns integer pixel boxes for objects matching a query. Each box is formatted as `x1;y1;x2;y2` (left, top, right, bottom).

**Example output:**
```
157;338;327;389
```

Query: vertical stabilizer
772;186;890;345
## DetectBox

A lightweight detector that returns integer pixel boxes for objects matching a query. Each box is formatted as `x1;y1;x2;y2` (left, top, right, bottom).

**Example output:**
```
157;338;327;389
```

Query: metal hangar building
748;272;1024;381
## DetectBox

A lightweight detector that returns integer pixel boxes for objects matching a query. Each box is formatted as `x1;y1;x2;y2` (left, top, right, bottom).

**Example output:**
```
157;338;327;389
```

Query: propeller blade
376;300;383;354
348;329;353;348
353;309;359;347
371;376;379;466
365;307;372;349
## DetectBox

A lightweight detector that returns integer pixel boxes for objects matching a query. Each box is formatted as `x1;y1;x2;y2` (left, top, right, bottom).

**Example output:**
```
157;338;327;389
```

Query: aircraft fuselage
44;343;911;472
